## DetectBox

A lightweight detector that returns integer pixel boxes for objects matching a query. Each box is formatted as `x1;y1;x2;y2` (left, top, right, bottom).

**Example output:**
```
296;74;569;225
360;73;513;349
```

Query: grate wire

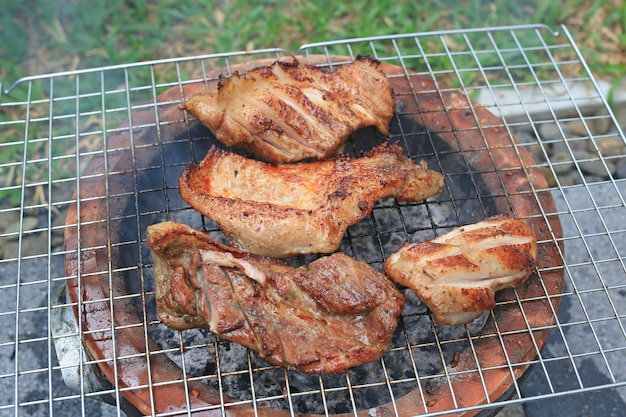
0;24;625;416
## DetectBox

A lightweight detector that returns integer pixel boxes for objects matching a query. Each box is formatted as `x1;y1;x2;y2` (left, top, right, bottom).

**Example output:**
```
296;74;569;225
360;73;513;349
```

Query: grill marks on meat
181;56;395;163
383;216;537;326
179;142;445;258
146;221;406;374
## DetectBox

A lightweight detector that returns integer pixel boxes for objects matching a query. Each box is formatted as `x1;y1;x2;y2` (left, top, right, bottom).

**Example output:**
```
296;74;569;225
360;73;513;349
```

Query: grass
0;0;625;205
1;0;625;85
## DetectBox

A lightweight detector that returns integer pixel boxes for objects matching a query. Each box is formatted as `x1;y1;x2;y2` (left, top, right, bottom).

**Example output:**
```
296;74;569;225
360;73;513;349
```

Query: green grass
1;0;623;85
0;0;624;205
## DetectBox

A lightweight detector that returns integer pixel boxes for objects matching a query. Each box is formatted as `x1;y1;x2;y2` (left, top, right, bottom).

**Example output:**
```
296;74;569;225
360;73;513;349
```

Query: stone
513;128;546;163
613;104;626;129
568;137;592;152
558;171;577;187
495;403;527;417
0;209;20;232
537;166;557;188
538;122;566;141
52;210;68;237
523;143;546;164
51;235;65;253
573;150;615;178
550;151;575;175
587;136;626;158
590;106;612;135
615;157;626;179
563;119;589;136
577;174;606;184
549;141;571;157
3;216;39;240
513;130;536;144
1;234;48;259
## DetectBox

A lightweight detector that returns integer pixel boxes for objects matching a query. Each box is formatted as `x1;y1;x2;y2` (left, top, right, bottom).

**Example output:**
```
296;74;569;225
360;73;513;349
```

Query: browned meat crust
178;142;445;258
383;216;537;326
146;221;406;374
180;55;395;163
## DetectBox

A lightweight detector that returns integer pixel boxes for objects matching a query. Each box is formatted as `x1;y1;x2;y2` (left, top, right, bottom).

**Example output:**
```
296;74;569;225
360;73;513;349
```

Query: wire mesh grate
0;24;625;416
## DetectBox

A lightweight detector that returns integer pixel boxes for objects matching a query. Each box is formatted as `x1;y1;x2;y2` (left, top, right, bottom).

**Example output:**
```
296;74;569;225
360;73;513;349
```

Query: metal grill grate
1;24;625;416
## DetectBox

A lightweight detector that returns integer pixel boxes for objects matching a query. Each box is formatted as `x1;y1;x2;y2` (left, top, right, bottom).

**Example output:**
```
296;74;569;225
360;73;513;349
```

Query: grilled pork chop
383;216;537;326
180;56;395;163
146;221;406;374
179;142;445;258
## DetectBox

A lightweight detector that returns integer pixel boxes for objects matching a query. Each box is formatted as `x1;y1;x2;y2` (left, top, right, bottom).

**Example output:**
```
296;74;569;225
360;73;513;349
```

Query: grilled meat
383;216;537;326
180;56;395;163
146;221;406;374
179;142;445;258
